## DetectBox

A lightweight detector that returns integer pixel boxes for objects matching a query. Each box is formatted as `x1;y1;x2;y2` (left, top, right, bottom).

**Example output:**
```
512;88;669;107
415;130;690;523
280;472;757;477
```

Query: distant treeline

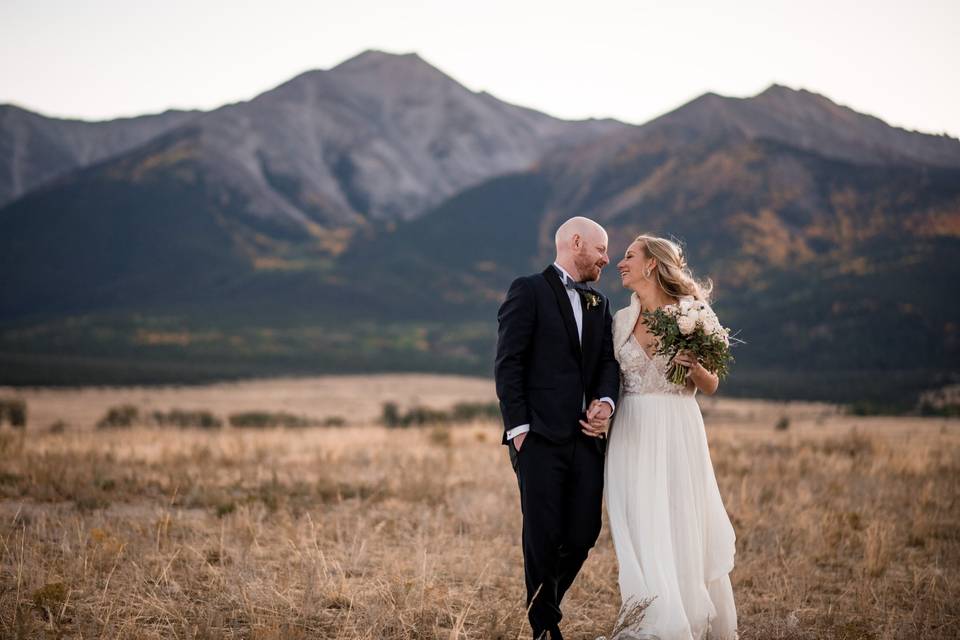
2;350;955;415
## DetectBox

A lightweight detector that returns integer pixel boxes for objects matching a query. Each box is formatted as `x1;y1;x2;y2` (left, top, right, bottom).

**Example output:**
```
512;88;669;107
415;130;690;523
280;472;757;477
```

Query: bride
604;234;738;640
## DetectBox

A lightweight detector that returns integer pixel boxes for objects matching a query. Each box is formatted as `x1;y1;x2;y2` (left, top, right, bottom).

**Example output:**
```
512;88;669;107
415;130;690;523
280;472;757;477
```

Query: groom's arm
495;277;536;435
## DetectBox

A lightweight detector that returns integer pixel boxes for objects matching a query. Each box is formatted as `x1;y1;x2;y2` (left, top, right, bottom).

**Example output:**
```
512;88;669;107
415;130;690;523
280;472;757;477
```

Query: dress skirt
605;393;738;640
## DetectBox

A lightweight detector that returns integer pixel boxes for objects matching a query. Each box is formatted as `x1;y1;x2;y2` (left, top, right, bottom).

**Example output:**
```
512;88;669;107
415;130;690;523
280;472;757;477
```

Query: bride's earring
643;267;652;279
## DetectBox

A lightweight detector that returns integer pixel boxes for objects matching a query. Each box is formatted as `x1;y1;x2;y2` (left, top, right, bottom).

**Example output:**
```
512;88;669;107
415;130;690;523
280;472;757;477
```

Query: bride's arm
689;361;719;395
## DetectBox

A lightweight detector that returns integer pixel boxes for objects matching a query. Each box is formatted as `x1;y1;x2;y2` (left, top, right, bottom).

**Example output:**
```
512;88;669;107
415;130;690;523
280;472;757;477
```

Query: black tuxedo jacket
495;265;620;445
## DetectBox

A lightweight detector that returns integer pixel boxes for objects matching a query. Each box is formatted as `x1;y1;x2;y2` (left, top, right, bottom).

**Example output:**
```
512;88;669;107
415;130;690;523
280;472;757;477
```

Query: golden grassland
0;375;958;639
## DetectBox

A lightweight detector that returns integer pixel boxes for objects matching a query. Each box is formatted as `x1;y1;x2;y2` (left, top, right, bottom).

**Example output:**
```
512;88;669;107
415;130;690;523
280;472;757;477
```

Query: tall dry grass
0;377;958;639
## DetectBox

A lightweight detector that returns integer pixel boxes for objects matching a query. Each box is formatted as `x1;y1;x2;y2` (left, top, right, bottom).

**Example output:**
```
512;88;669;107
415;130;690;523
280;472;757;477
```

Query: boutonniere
584;292;601;310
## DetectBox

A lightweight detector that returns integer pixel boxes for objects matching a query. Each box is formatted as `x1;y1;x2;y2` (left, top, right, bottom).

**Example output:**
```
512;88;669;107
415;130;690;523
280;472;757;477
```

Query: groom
495;216;621;640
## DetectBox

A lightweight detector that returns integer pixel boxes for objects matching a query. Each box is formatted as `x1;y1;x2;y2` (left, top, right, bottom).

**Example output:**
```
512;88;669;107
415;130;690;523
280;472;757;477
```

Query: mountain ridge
638;83;960;168
0;103;202;207
1;51;957;407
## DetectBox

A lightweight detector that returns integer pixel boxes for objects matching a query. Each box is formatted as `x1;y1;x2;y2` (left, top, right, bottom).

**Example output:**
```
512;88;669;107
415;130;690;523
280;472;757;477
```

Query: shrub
450;401;500;422
380;403;444;428
32;582;67;623
847;400;907;416
0;398;27;428
381;401;501;428
151;409;222;429
775;416;790;431
402;405;449;427
48;420;68;434
381;402;402;427
229;411;317;428
97;405;139;429
918;402;960;418
74;494;110;511
429;425;452;447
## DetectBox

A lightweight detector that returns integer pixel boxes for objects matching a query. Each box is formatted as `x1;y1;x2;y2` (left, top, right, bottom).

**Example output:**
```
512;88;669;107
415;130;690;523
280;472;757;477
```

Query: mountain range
2;50;958;410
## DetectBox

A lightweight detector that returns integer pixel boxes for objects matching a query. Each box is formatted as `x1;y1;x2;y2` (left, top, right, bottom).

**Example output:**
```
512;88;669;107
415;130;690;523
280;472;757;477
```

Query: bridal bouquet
641;299;736;385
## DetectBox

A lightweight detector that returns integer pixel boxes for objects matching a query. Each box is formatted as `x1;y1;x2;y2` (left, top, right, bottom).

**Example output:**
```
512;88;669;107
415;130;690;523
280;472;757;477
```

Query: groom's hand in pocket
512;432;527;451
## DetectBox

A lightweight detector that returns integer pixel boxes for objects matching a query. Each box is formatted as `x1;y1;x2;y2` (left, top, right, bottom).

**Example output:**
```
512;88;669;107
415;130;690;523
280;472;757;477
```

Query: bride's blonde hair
634;234;712;302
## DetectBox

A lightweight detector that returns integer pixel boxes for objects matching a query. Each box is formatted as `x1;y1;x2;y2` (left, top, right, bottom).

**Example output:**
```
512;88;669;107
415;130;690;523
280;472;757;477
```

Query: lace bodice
619;335;696;397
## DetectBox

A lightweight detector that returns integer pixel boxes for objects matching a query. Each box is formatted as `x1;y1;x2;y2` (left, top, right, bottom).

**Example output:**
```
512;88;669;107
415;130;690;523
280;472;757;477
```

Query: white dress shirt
506;263;616;440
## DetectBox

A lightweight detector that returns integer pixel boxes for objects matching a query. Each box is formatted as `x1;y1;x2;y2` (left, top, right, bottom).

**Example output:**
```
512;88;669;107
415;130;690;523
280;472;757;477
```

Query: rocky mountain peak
641;83;960;168
333;49;431;73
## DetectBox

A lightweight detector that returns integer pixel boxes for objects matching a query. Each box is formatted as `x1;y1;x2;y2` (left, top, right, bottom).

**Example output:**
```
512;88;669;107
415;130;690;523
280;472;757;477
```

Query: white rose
713;325;730;346
677;316;696;335
702;317;719;336
686;309;701;324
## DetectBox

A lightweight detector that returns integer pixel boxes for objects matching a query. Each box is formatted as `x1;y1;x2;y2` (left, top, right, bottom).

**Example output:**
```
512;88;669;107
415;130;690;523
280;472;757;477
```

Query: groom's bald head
554;216;609;282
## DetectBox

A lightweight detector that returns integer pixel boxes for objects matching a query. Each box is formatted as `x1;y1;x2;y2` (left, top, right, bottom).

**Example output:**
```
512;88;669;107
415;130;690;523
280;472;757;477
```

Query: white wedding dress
605;294;738;640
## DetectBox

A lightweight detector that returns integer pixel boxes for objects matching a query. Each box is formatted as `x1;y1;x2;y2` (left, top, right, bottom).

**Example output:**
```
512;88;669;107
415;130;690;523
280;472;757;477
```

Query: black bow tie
554;265;596;294
563;278;595;294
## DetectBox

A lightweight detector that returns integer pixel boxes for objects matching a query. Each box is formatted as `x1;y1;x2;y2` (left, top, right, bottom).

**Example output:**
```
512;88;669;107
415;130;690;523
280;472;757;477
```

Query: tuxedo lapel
542;266;582;363
580;293;602;369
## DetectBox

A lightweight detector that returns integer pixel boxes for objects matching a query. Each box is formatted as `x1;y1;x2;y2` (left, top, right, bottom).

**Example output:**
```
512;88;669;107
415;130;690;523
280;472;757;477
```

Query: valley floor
0;376;957;639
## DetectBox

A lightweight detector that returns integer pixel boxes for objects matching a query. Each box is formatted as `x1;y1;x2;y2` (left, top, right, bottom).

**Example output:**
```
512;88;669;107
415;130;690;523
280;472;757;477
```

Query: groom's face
574;230;610;282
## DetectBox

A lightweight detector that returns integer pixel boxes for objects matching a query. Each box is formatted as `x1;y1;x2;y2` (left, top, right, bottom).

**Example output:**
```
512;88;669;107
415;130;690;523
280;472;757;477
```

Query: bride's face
617;241;656;290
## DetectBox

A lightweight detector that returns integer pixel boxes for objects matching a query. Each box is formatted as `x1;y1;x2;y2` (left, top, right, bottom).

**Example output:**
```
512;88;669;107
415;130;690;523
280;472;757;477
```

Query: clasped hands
580;399;612;438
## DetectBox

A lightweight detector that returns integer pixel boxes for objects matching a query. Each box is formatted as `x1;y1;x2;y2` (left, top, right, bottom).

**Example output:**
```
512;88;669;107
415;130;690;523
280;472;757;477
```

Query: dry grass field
1;375;958;639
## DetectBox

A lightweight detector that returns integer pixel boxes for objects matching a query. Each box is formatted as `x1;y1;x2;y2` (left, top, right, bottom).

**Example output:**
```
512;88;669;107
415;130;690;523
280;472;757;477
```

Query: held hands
580;399;612;438
587;398;612;421
516;400;614;446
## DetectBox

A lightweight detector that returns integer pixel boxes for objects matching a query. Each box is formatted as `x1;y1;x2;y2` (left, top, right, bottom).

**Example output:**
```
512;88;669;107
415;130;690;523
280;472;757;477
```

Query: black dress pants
509;430;605;637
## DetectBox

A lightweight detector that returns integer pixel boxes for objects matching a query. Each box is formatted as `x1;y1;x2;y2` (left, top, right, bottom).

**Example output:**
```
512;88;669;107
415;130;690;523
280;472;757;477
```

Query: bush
381;402;402;427
847;400;908;416
48;420;68;434
451;401;501;422
97;405;139;429
322;416;347;427
429;425;452;447
32;582;67;623
380;401;501;428
380;402;444;428
402;405;449;427
74;495;110;511
918;402;960;418
0;398;27;428
229;411;317;429
151;409;222;429
775;416;790;431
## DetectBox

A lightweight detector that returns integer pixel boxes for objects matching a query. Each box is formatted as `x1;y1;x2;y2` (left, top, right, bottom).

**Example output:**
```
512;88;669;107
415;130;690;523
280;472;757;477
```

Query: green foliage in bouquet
641;307;735;385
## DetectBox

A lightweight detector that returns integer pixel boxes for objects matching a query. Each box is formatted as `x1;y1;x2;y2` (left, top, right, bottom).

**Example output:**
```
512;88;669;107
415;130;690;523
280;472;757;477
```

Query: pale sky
1;0;958;137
